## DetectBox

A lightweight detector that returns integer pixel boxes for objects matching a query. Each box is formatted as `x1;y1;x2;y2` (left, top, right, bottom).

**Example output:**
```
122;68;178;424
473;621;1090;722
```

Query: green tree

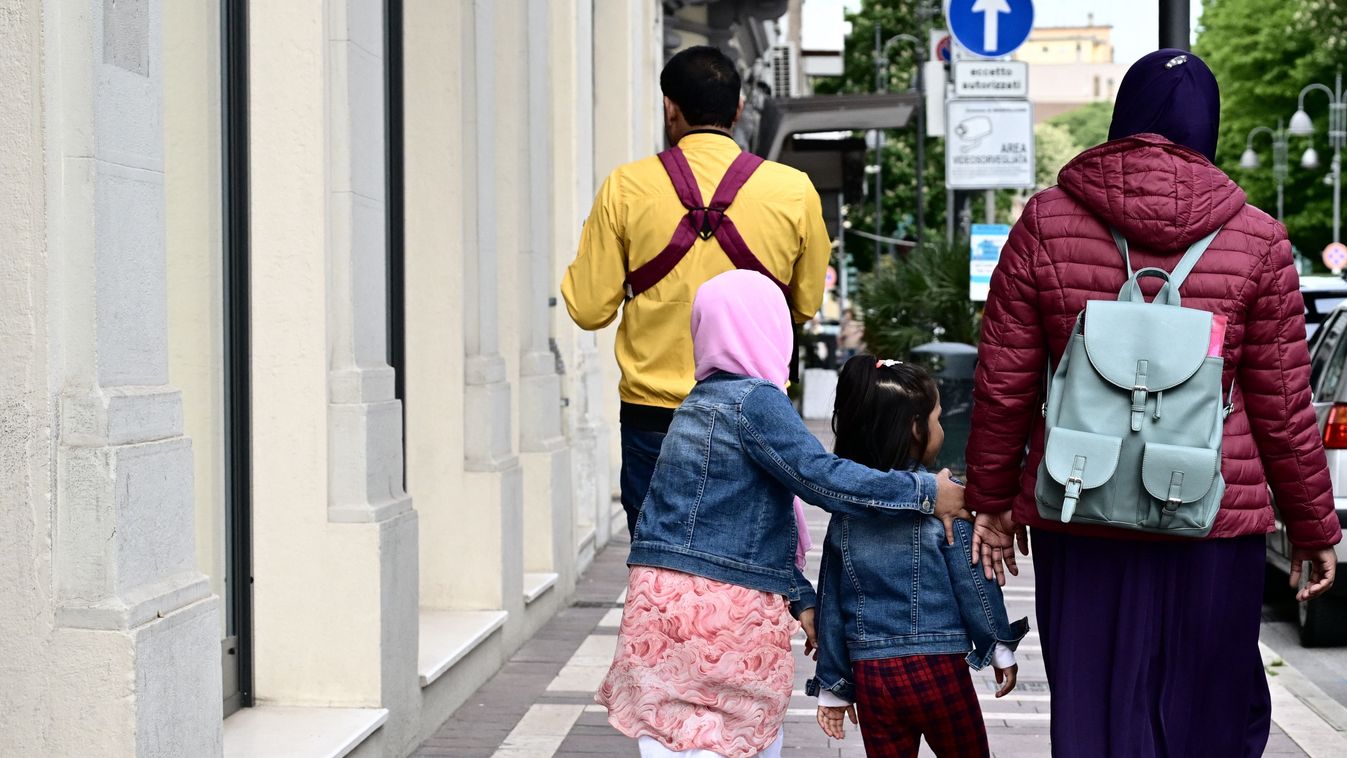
818;0;947;272
1047;101;1112;152
1035;122;1081;189
1194;0;1343;254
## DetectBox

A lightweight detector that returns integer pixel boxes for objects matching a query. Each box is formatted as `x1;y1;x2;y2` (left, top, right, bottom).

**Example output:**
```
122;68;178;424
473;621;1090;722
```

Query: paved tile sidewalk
418;421;1323;757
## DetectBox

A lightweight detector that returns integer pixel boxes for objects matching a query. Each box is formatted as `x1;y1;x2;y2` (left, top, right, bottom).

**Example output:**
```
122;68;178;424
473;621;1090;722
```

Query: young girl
597;271;969;758
808;356;1030;758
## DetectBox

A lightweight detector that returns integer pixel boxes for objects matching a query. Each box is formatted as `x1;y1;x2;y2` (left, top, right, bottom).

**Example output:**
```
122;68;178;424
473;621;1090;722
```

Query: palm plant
855;238;981;359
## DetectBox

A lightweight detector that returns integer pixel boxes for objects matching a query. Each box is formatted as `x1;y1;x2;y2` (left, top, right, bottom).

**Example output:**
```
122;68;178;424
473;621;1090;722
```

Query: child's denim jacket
628;373;941;616
806;468;1030;703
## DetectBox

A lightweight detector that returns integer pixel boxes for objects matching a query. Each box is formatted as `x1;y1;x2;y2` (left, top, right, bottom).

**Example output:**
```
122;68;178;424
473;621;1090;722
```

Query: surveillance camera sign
945;99;1035;189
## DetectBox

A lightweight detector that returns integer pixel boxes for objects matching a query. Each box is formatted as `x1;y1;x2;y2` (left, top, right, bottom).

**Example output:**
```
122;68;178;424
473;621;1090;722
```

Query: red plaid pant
852;654;990;758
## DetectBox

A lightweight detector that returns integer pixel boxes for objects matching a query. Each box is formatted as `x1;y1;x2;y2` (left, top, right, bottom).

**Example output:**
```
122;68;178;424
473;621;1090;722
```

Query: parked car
1266;301;1347;645
1300;274;1347;343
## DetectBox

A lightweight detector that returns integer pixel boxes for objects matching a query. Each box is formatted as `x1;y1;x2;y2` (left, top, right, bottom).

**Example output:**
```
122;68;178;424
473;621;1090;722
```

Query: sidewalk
417;423;1340;756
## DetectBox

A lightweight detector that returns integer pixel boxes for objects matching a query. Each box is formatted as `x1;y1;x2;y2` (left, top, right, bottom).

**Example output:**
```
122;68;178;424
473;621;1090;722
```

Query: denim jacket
806;478;1030;703
628;373;941;615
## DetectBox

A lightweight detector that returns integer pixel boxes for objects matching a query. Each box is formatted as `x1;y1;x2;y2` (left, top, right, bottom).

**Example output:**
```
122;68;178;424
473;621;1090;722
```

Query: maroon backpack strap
624;148;704;298
624;148;788;299
707;153;790;297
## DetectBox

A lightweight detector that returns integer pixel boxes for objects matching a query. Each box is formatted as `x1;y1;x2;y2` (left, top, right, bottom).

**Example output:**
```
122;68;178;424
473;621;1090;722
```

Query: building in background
1014;19;1129;122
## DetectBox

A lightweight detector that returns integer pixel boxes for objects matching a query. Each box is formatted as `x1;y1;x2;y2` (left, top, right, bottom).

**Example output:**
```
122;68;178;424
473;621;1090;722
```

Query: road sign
930;30;952;62
953;60;1028;97
945;99;1035;189
970;224;1011;300
947;0;1035;58
1323;242;1347;273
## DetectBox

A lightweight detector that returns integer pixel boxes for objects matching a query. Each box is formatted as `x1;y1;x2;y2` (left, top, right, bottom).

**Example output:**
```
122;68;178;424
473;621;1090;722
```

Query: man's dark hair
660;46;742;129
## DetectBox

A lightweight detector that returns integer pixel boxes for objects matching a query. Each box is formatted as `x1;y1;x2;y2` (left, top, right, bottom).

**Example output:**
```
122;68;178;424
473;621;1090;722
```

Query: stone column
325;2;420;750
249;2;418;754
37;0;222;754
518;0;574;606
460;0;525;617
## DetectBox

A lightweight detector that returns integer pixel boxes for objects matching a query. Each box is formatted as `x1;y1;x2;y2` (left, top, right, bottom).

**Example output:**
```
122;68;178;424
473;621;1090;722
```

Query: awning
753;92;921;160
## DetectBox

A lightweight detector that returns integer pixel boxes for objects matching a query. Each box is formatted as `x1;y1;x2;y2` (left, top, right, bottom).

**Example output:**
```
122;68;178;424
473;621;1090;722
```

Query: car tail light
1325;404;1347;449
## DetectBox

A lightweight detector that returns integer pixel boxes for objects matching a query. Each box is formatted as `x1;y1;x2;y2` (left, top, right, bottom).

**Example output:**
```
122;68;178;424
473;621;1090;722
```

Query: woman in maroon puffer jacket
965;50;1341;757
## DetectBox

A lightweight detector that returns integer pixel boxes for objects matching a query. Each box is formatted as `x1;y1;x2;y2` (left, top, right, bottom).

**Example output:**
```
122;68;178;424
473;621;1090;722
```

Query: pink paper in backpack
1208;314;1228;357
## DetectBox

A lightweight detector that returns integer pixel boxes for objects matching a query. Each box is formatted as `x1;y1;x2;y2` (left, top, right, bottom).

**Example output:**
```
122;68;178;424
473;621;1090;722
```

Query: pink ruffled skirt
597;566;798;758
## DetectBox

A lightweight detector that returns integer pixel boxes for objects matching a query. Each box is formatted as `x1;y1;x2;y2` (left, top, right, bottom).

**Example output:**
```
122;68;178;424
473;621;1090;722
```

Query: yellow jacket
562;132;832;409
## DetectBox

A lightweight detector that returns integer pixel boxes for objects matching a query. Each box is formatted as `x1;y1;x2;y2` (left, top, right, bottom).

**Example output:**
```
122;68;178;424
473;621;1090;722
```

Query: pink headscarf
691;270;810;569
691;270;793;389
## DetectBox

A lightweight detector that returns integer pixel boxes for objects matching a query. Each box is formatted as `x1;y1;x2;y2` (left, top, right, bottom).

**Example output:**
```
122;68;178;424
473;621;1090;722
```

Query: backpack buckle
1130;385;1148;432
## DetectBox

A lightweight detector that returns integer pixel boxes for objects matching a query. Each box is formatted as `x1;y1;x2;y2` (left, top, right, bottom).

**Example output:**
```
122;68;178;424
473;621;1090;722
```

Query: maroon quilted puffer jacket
966;133;1342;549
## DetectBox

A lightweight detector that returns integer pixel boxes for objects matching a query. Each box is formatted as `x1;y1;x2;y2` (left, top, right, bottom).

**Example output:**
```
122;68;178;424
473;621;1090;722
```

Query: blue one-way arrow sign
947;0;1034;58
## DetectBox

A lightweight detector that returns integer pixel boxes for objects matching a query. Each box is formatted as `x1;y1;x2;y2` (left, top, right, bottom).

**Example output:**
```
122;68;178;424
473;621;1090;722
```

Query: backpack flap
1082;301;1213;431
1141;442;1220;523
1043;428;1122;523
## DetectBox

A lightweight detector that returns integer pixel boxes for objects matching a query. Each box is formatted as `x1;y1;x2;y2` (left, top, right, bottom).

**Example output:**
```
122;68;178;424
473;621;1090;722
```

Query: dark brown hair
832;355;940;472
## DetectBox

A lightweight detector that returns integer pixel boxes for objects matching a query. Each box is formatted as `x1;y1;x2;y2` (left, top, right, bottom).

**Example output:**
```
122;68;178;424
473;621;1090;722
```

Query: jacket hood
1057;133;1246;250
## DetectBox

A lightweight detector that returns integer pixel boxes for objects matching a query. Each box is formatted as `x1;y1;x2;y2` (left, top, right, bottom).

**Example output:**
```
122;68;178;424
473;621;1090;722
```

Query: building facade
1013;23;1128;123
0;0;671;755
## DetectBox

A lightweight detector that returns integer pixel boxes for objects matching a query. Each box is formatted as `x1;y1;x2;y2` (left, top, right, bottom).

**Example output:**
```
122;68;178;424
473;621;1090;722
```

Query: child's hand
934;469;973;545
816;704;857;740
799;607;818;660
994;663;1019;698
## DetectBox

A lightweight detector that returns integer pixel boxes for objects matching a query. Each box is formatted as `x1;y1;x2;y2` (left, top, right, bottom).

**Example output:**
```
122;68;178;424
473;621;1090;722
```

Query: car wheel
1297;583;1347;647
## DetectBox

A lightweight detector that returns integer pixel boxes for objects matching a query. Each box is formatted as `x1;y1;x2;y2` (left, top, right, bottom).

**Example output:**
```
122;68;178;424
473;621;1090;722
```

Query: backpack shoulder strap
657;147;705;210
625;149;787;300
624;148;704;298
707;152;764;210
1109;226;1223;303
1167;227;1223;290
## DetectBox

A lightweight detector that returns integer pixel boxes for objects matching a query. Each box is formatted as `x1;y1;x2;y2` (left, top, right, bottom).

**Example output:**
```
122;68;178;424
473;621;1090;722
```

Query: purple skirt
1032;529;1271;758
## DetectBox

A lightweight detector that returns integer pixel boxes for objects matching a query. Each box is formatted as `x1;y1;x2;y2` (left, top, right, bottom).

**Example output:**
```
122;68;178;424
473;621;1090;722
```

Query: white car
1266;300;1347;645
1300;274;1347;343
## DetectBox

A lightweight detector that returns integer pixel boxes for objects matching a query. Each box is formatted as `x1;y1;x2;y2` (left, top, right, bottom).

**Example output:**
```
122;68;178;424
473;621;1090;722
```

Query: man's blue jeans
619;424;666;539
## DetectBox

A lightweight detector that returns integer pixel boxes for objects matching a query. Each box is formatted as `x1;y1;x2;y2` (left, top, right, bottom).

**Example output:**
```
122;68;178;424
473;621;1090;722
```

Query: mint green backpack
1035;228;1232;536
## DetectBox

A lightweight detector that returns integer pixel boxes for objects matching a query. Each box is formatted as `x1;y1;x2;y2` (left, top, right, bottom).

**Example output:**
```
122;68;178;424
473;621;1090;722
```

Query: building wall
1013;25;1116;65
0;0;663;756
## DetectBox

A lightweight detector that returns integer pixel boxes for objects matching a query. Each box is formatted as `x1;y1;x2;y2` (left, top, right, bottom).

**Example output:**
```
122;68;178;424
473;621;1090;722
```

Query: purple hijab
1108;49;1221;162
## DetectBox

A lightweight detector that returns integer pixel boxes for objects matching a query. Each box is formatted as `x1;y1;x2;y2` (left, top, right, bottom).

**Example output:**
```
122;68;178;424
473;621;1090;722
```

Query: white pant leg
754;729;785;758
637;729;784;758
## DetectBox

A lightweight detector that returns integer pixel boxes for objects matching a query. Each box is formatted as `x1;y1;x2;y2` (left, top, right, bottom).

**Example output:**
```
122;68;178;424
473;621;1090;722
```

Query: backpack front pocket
1039;428;1123;524
1139;442;1221;531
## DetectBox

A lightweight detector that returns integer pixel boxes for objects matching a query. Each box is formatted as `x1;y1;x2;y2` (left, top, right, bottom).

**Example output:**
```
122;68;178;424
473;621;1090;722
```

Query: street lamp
1289;68;1345;243
1240;120;1288;223
873;31;926;257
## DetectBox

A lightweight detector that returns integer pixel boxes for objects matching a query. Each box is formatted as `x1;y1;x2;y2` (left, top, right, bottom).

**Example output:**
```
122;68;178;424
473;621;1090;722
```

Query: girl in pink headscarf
597;270;967;758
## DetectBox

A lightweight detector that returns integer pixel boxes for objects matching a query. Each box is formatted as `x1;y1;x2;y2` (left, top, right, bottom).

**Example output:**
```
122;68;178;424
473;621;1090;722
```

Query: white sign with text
953;60;1028;98
945;99;1035;189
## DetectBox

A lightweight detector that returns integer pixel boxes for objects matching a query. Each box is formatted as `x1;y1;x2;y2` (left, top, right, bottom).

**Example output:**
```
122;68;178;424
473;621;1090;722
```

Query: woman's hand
799;607;818;660
971;510;1028;586
1291;547;1338;601
816;704;858;740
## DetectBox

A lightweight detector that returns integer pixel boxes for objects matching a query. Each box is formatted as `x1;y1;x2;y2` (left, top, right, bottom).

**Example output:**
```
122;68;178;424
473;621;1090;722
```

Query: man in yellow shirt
562;46;832;538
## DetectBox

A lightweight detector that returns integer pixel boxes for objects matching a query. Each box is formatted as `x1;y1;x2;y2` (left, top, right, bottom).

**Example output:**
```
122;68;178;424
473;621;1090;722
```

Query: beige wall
1014;26;1115;64
164;0;228;640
